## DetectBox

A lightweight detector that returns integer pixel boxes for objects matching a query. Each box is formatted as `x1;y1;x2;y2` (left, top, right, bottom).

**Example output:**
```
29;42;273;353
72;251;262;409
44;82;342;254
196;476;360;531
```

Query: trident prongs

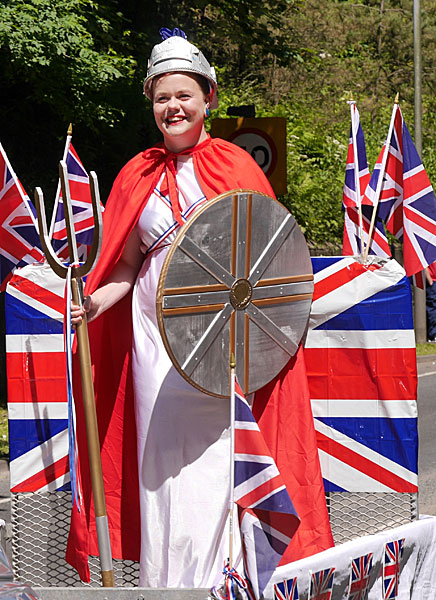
34;186;68;279
34;162;102;284
59;159;79;267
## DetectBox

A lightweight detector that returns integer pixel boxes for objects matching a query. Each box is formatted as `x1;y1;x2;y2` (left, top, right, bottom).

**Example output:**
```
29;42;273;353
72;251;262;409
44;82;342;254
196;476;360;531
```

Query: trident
34;161;115;587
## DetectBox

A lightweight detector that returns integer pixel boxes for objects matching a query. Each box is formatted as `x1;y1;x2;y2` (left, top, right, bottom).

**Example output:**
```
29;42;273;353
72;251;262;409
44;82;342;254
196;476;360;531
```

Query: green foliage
0;0;136;126
0;0;436;246
284;115;346;249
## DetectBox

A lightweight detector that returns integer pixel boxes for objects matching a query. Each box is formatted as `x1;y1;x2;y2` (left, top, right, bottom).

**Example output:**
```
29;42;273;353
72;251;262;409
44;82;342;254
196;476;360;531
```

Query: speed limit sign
228;128;277;177
211;117;287;195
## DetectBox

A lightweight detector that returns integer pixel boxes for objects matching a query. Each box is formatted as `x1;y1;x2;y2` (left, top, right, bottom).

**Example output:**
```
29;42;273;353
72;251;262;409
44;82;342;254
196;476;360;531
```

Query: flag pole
348;99;364;257
229;352;236;569
49;123;73;240
362;94;400;262
0;142;39;230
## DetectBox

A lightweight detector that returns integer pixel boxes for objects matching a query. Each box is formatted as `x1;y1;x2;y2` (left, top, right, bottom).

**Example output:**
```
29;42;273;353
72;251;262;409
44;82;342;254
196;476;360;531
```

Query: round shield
156;190;313;398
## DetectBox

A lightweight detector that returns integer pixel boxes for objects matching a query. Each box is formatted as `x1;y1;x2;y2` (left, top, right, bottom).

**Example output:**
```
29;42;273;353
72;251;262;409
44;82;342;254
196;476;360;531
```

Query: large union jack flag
383;538;405;600
362;104;436;277
304;256;418;493
234;384;300;600
348;552;373;600
5;264;70;493
0;143;44;291
50;142;103;260
309;567;335;600
342;102;390;259
274;577;299;600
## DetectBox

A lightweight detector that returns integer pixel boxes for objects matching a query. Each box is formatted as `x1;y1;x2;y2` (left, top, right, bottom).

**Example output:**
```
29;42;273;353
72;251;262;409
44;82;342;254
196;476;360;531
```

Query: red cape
66;136;333;582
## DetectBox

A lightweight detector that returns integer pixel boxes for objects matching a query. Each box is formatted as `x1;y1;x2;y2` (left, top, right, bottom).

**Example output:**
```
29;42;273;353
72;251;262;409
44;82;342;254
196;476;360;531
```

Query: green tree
0;0;141;201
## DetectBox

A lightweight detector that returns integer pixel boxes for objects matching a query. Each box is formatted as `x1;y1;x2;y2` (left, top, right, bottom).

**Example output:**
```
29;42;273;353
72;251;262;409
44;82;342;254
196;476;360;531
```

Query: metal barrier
11;490;417;587
11;492;139;587
327;492;418;545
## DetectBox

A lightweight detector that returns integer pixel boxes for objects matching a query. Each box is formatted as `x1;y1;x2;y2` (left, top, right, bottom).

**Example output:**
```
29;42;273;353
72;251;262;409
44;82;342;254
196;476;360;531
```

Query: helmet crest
159;27;187;41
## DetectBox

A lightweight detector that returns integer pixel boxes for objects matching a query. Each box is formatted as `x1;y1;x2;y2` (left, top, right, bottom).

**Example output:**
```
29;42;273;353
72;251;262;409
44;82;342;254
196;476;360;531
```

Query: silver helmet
143;33;218;109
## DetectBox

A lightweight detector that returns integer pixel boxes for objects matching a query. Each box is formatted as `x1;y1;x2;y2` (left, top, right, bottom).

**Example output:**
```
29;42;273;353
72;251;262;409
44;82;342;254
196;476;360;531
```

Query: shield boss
156;190;313;397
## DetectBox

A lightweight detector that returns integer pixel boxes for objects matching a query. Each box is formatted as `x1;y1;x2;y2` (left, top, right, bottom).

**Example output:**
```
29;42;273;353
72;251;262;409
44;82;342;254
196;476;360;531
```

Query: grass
0;406;8;460
416;343;436;356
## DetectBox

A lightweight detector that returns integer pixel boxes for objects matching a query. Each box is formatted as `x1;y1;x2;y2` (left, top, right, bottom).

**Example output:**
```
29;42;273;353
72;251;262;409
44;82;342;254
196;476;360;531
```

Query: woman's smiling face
152;72;210;153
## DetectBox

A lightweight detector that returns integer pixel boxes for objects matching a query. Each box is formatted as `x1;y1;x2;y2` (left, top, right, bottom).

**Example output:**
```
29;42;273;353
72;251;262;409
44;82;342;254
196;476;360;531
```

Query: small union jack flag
234;383;300;600
0;142;44;291
50;142;103;261
342;102;390;258
363;104;436;277
348;552;373;600
274;577;299;600
383;538;405;600
309;567;335;600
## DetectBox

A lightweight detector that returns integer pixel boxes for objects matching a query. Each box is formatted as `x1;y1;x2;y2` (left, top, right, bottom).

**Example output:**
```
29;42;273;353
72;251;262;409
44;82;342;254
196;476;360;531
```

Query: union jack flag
342;102;390;258
274;577;299;600
348;552;373;600
309;567;335;600
383;538;405;600
0;142;44;291
234;384;300;600
5;264;70;493
362;104;436;277
50;142;103;261
304;256;418;493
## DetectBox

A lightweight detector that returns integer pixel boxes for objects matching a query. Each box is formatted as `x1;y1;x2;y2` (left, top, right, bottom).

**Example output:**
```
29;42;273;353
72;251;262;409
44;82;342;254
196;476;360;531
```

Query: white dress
131;155;238;588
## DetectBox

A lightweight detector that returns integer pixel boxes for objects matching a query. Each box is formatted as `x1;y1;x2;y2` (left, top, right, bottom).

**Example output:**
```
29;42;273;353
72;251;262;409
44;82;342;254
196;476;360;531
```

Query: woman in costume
68;28;276;588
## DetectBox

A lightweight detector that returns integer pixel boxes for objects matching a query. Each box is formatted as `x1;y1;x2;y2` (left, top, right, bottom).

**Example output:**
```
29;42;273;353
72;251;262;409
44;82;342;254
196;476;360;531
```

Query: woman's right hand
69;224;144;328
71;295;93;327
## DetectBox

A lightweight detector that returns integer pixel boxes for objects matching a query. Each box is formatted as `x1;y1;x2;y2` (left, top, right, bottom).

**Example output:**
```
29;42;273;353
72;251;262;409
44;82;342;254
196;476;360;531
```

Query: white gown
131;155;239;588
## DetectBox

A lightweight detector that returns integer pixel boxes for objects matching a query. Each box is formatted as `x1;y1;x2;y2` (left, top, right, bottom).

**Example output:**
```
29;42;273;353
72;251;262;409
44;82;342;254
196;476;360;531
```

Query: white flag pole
49;123;72;240
229;353;236;569
348;100;364;257
0;142;39;231
363;95;399;262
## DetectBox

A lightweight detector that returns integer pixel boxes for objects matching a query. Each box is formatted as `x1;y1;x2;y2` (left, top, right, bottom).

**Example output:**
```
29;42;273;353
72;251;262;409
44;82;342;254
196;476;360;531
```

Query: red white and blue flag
234;384;300;600
362;104;436;278
5;265;70;493
304;256;418;493
50;142;103;260
0;142;44;291
348;552;373;600
274;577;299;600
382;539;405;600
309;567;335;600
342;102;390;258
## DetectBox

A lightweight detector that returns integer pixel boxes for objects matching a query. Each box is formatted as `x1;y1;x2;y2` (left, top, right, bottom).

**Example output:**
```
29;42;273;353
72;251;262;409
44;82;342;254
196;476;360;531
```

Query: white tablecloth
265;515;436;599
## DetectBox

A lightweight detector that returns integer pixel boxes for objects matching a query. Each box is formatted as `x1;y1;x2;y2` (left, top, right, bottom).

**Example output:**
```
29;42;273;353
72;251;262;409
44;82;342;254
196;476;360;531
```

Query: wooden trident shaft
34;161;114;588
